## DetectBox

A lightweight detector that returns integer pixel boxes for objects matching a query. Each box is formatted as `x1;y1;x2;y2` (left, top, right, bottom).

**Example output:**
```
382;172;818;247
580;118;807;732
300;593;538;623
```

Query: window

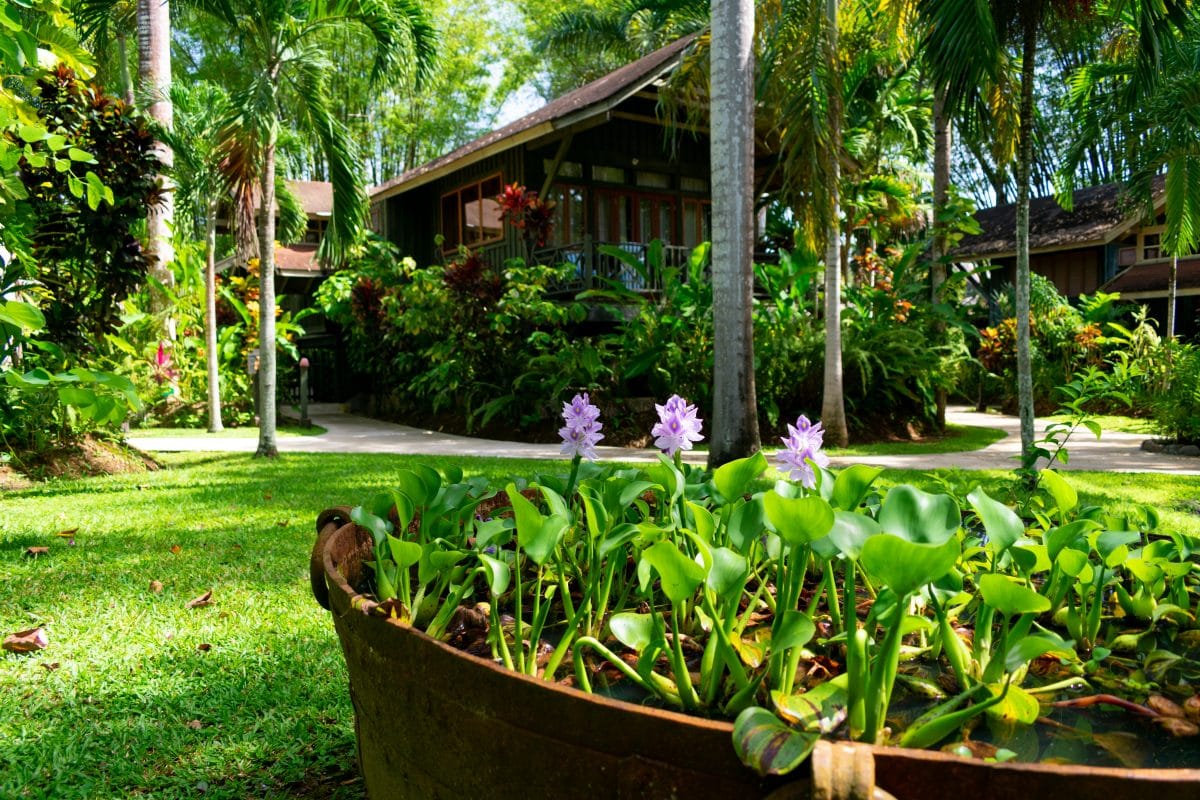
592;165;625;183
1141;230;1162;261
636;171;670;189
595;189;676;243
441;174;503;251
548;185;586;247
680;175;709;193
545;159;583;179
682;200;711;248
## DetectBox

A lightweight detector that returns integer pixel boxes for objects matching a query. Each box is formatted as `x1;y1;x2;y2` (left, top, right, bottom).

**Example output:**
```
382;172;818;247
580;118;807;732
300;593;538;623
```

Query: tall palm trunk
137;0;175;311
256;127;279;458
1167;254;1178;340
820;0;849;448
708;0;760;466
931;86;951;430
1014;13;1037;464
117;33;133;105
204;199;223;432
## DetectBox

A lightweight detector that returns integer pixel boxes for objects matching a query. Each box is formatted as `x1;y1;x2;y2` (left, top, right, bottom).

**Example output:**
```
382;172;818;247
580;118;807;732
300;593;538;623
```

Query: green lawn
2;453;1198;799
1043;413;1157;435
129;424;327;439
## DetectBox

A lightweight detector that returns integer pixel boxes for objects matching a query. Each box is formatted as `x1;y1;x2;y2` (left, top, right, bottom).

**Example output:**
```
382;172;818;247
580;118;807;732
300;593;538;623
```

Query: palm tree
918;0;1191;465
1061;9;1200;341
161;81;233;432
190;0;436;457
708;0;760;465
137;0;176;309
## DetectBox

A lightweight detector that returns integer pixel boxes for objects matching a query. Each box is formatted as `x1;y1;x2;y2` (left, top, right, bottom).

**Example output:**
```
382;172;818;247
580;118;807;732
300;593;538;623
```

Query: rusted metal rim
315;511;1200;800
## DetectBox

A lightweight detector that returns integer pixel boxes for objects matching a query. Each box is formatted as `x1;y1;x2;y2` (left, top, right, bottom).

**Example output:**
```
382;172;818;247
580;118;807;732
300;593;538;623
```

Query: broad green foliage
319;240;964;438
350;444;1199;769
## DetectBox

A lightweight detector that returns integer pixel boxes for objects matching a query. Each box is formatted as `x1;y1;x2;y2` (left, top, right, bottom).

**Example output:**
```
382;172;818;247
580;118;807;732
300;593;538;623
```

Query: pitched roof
954;179;1162;260
287;180;333;218
1102;257;1200;299
369;35;698;202
274;243;321;277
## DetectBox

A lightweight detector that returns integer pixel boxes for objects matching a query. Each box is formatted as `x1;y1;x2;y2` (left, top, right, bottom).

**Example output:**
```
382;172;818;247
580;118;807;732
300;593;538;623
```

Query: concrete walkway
125;404;1200;476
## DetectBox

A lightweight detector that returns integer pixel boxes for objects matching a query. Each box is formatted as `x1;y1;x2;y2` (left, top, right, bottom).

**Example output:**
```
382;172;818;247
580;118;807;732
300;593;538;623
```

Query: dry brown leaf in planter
24;546;50;558
149;580;164;594
185;590;213;609
3;627;48;654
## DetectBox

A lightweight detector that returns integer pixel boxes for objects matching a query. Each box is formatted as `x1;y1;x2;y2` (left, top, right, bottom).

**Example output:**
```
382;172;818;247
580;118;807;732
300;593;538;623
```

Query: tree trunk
256;130;279;458
137;0;175;312
117;33;134;106
205;200;224;432
707;0;760;466
1167;254;1178;340
820;0;849;448
1014;15;1038;465
931;86;951;430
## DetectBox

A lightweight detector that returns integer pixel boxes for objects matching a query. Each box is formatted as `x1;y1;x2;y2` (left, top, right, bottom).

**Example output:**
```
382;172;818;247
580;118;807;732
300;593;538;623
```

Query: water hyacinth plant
346;393;1200;779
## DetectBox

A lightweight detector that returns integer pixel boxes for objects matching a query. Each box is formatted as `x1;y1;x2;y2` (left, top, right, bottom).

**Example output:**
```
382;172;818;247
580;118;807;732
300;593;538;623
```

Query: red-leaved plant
496;183;556;251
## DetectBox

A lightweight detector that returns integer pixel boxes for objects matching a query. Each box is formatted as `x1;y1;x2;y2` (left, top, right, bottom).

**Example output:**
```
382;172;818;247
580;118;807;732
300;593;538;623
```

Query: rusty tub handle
808;741;894;800
312;506;353;610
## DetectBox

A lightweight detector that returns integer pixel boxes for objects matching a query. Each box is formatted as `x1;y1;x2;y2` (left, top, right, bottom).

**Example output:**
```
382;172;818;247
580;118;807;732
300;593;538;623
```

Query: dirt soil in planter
4;435;160;484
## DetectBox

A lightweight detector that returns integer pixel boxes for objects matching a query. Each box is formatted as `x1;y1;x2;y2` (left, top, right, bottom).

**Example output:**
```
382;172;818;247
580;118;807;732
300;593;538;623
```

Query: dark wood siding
1031;247;1103;297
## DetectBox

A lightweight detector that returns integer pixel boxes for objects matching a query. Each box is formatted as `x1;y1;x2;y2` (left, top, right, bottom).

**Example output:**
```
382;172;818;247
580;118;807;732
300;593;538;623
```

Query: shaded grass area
826;423;1007;456
129;424;327;439
3;453;1199;799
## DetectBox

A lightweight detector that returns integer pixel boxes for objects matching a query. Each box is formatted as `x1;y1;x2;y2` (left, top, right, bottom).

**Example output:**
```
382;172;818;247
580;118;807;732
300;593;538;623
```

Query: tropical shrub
1152;344;1200;444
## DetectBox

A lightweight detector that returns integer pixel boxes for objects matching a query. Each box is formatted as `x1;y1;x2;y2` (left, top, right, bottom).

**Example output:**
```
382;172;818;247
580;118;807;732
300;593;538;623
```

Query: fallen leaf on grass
186;719;203;730
149;580;164;594
3;627;48;654
276;520;289;528
197;643;211;652
54;528;78;538
263;492;273;501
185;590;213;609
169;544;182;555
23;546;50;557
41;662;60;672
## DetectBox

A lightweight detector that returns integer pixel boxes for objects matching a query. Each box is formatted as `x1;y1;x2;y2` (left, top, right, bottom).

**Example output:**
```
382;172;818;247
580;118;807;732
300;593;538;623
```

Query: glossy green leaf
713;451;768;502
478;552;510;598
878;485;960;544
619;480;658;509
641;541;706;604
832;465;884;511
861;535;960;598
774;610;816;651
394;470;433;507
772;675;848;728
707;547;748;599
0;300;44;331
388;537;422;570
610;612;655;652
826;511;880;560
727;497;765;553
507;484;564;565
1039;470;1078;516
1045;520;1099;562
687;501;716;544
967;487;1024;555
1056;548;1088;577
978;574;1050;616
984;684;1041;726
732;707;817;777
350;505;391;547
1005;633;1074;673
762;493;834;546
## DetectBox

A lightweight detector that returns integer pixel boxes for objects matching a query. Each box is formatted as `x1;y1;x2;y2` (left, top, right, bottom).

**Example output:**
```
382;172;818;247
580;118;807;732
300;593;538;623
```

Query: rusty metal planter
313;509;1200;800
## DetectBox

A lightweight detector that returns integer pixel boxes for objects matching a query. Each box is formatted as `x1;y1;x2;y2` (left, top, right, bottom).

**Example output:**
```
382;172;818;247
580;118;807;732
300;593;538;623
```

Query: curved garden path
126;405;1200;476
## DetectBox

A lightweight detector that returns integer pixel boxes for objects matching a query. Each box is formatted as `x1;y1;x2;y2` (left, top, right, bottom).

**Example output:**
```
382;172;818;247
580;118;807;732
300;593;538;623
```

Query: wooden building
368;36;716;292
955;178;1198;337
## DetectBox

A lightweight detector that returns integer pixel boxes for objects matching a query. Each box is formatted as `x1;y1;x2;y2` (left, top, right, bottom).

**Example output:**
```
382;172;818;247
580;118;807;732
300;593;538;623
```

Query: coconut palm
917;0;1191;466
709;0;760;465
185;0;435;457
1060;10;1200;340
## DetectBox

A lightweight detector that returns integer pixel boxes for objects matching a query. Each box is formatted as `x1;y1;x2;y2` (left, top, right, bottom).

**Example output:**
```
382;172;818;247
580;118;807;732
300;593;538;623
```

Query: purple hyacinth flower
559;392;604;460
776;415;830;489
651;394;704;457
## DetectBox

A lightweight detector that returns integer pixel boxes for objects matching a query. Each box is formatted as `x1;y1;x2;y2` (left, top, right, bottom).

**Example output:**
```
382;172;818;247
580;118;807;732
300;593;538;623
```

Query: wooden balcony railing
531;237;694;297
